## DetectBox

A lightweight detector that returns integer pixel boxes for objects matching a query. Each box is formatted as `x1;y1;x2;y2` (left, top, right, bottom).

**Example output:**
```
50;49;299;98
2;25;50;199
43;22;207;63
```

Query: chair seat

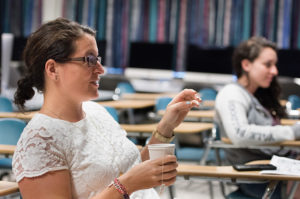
226;189;255;199
176;147;205;161
0;158;12;169
176;147;226;162
176;147;214;162
128;137;138;144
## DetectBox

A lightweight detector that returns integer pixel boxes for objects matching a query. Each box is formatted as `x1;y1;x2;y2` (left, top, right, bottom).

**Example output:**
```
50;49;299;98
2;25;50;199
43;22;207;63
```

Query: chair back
288;95;300;110
104;106;119;122
115;82;135;96
155;97;172;112
0;118;26;145
211;122;222;141
0;96;13;112
198;88;217;101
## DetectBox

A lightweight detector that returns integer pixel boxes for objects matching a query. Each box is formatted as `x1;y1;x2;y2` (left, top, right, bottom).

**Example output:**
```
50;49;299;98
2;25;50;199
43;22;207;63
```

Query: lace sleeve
12;126;68;182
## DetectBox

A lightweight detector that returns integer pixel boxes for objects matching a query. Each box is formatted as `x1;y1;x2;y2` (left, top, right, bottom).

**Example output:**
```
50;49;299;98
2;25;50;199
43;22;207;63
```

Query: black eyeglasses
56;55;102;67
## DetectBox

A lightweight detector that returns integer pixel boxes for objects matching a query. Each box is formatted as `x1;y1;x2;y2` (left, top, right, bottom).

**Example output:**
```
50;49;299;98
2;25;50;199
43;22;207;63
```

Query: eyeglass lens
87;55;101;66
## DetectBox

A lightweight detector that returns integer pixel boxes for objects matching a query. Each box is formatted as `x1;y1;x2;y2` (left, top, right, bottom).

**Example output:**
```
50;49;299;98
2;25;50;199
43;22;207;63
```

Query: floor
159;177;238;199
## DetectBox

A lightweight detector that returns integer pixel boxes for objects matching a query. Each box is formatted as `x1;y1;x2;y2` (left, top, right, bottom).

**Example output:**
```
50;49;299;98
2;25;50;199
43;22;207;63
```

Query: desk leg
287;181;299;199
262;181;279;199
200;144;211;165
127;108;135;124
168;185;175;199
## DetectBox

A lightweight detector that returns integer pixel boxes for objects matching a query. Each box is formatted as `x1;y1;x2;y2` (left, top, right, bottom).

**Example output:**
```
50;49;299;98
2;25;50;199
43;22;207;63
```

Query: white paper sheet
260;155;300;176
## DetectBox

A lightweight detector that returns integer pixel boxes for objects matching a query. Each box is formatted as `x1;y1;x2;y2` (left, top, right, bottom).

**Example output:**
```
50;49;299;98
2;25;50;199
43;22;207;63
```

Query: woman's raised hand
157;89;201;136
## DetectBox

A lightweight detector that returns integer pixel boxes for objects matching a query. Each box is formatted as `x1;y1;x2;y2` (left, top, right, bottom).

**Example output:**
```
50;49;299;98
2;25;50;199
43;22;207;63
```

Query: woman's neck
40;92;85;122
237;76;258;94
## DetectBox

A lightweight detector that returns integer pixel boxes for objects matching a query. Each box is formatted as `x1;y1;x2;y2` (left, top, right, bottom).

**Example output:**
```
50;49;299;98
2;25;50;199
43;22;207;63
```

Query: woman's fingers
155;155;177;164
151;165;177;186
170;89;199;104
159;177;177;186
168;90;201;111
174;100;200;110
159;170;177;186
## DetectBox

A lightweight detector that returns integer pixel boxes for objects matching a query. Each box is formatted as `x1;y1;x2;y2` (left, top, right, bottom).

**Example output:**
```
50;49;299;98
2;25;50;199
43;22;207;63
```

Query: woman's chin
261;83;271;89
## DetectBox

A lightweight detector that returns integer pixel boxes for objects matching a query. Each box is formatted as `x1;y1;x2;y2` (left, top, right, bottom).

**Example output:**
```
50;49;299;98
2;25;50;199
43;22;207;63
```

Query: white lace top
12;101;159;199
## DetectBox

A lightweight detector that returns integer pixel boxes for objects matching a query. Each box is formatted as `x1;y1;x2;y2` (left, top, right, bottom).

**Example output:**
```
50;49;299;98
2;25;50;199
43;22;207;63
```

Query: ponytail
14;75;35;111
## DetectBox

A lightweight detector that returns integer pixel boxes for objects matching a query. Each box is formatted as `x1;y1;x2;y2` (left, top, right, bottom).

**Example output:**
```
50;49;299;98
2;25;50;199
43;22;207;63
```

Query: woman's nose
271;65;278;76
95;62;105;74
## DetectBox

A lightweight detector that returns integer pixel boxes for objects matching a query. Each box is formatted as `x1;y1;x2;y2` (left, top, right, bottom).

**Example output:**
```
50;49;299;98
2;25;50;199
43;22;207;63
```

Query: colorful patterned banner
1;0;300;70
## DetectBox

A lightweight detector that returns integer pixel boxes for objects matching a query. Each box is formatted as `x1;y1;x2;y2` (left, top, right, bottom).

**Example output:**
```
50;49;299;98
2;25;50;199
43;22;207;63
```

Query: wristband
152;128;175;143
111;178;130;199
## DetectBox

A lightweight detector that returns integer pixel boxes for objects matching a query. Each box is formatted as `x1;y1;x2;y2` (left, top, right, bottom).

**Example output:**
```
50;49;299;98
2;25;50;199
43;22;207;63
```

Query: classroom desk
121;122;213;134
0;100;155;124
122;93;215;107
96;90;115;101
0;100;155;120
0;144;16;155
203;137;300;166
160;109;300;124
0;111;37;121
97;100;155;109
98;100;155;124
281;118;300;125
177;160;300;181
201;100;215;107
187;110;215;119
122;93;176;100
158;110;215;120
177;160;300;199
280;99;287;107
221;137;300;148
158;99;284;109
0;181;19;196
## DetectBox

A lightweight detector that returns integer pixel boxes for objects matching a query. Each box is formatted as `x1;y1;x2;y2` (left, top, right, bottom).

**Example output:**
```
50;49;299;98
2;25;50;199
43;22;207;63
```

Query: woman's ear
241;59;251;72
45;59;59;81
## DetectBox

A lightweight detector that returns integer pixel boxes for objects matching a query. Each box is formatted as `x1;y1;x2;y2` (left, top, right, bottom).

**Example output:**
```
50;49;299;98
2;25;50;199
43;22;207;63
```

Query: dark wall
277;50;300;77
129;42;174;70
186;46;234;75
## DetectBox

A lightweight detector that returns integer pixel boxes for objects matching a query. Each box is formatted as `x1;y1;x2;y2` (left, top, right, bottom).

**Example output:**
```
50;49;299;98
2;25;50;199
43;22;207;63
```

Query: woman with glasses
13;18;201;199
214;36;300;199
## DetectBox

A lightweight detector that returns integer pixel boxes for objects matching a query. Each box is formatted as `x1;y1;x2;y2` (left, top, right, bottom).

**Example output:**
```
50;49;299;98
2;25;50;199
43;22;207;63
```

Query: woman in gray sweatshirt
215;36;300;199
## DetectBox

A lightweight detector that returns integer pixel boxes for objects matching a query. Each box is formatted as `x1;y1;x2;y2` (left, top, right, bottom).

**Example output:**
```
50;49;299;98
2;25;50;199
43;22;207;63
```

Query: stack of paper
260;155;300;176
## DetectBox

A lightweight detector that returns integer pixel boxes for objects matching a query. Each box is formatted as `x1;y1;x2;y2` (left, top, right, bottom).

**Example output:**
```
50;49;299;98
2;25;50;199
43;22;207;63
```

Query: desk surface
0;100;156;120
0;181;19;196
122;93;176;100
281;118;300;125
221;137;300;147
280;100;287;107
160;109;299;124
0;111;37;120
0;145;16;155
201;100;215;107
177;162;300;181
121;122;213;134
122;93;215;107
158;110;215;119
97;100;155;109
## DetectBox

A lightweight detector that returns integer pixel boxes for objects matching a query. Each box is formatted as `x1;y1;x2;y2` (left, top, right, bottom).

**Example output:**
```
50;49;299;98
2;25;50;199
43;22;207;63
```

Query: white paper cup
148;144;175;160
